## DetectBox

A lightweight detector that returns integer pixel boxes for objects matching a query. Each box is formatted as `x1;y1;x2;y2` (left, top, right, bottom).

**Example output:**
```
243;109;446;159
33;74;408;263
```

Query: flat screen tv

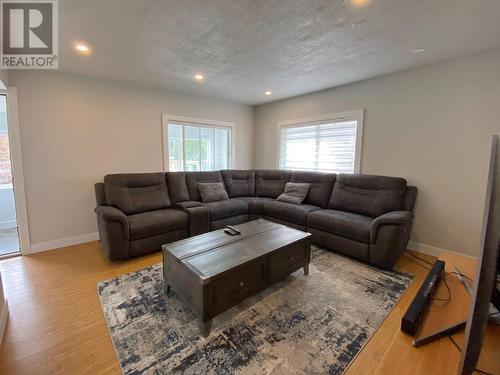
459;134;500;375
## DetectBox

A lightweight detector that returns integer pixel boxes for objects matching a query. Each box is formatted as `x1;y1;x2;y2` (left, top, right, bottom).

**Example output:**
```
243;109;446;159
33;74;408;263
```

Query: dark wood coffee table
162;218;311;337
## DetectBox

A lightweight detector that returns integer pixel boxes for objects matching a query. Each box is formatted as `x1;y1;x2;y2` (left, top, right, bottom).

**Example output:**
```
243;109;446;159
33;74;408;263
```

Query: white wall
255;50;500;257
9;71;255;247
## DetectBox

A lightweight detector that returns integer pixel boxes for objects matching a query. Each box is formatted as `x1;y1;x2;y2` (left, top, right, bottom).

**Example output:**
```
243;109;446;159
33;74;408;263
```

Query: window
163;116;232;172
278;110;363;173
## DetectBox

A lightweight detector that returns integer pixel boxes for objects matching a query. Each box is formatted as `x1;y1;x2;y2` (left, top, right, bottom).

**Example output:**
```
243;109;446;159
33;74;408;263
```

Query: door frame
0;87;30;254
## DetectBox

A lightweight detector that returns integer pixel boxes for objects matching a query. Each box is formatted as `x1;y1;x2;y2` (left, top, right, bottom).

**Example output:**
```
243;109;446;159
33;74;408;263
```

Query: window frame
276;109;364;173
162;114;235;172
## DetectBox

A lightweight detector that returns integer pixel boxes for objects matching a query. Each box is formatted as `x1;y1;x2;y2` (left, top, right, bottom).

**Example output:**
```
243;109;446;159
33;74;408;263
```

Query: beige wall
8;50;500;256
9;71;255;246
255;50;500;257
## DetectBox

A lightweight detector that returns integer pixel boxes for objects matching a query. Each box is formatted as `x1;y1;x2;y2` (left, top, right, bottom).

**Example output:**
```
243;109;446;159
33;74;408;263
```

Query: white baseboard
27;232;99;254
22;231;477;261
0;299;8;345
408;241;477;260
0;220;16;230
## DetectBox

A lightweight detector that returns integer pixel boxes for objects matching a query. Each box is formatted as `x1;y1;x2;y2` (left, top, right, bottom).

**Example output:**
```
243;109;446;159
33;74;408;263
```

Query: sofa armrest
173;201;204;209
95;206;129;235
173;202;209;236
95;205;128;223
94;205;130;260
370;211;412;243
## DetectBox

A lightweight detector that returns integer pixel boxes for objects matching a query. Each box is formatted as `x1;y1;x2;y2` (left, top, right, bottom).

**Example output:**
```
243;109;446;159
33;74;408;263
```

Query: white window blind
167;122;231;172
280;119;358;173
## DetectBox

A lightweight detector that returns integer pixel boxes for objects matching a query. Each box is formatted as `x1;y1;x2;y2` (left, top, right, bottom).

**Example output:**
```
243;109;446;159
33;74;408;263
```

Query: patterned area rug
98;246;413;374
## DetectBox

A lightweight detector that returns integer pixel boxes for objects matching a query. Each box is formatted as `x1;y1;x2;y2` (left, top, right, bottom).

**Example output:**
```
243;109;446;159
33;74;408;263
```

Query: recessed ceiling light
411;47;427;53
194;74;204;81
350;0;370;8
265;90;272;96
74;43;90;54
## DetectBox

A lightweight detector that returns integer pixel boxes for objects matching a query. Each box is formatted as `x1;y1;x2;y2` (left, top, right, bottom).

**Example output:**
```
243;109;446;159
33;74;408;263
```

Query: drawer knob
239;281;244;287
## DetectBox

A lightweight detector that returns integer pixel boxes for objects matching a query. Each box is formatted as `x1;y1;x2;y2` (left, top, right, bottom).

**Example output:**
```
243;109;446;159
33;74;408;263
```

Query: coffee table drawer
269;243;308;282
207;259;267;315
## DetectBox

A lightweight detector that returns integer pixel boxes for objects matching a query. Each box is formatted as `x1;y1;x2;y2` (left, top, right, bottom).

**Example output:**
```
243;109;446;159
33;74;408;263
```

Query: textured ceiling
59;0;500;105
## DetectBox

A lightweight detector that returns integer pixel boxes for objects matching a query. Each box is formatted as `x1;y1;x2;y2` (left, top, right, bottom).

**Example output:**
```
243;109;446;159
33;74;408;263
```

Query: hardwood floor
0;242;496;374
0;242;161;375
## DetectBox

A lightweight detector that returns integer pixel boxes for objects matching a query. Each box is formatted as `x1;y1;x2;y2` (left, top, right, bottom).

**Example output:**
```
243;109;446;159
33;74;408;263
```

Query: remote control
224;228;238;236
226;225;241;234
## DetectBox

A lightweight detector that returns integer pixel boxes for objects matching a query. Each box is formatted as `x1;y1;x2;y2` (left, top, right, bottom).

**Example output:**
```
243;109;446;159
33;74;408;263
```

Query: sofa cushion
165;172;190;203
291;171;336;208
204;198;248;221
186;171;223;201
198;182;229;203
221;170;255;197
277;182;311;205
307;209;373;243
236;197;273;215
329;174;407;217
255;170;291;198
105;184;171;215
264;200;320;225
128;208;188;240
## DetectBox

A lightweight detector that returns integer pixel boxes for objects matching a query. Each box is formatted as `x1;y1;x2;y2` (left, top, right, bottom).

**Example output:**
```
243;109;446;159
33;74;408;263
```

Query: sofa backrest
165;172;190;203
255;170;291;198
103;173;171;215
291;171;336;208
328;174;407;217
221;170;255;198
186;171;224;201
402;186;418;212
94;182;106;206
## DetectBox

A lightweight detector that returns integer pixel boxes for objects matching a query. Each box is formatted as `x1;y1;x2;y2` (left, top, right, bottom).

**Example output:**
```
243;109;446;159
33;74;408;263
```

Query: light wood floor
0;242;495;374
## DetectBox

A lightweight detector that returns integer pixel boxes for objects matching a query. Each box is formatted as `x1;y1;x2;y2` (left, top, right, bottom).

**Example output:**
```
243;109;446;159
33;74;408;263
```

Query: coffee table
162;218;311;337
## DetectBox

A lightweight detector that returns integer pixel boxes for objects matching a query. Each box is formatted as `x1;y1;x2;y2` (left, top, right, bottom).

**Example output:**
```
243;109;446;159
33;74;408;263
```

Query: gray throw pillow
277;182;311;205
198;182;229;203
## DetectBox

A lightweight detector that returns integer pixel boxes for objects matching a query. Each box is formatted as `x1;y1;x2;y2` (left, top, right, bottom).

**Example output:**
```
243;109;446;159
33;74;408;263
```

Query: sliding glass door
167;122;231;172
0;94;20;256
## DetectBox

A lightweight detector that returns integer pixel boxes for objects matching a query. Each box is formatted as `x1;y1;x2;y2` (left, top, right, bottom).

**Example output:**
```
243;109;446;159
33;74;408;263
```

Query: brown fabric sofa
94;170;417;269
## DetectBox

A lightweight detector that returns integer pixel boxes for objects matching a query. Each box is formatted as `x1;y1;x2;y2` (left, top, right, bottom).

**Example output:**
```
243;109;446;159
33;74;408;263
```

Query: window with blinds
279;119;359;173
167;122;231;172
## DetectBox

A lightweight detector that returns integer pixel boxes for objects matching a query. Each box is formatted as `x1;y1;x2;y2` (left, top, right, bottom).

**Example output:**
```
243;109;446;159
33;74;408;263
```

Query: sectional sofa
94;170;417;269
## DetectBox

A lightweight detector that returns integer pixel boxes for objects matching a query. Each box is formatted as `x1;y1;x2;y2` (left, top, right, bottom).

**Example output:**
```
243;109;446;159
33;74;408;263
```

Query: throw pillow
198;182;229;203
277;182;311;205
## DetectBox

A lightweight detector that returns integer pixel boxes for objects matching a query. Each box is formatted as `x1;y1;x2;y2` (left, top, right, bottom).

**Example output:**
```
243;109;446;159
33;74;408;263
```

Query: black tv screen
459;135;500;375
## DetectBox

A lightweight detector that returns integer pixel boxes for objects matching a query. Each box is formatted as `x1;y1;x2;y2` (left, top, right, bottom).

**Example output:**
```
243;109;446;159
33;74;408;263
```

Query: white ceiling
59;0;500;105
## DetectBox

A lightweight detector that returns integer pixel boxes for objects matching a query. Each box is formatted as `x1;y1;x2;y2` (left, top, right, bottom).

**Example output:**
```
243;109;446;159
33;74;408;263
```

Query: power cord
403;253;432;271
430;273;451;304
402;252;473;305
408;250;435;266
448;336;494;375
447;270;474;282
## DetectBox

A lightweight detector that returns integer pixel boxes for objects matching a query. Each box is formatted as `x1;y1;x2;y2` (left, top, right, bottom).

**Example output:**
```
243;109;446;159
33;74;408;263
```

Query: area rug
98;246;413;375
